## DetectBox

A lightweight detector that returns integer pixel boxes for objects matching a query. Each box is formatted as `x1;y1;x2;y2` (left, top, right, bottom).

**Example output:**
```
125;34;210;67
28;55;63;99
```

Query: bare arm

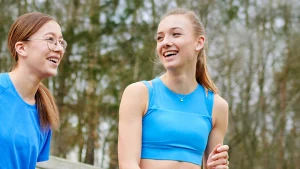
118;82;148;169
203;94;229;169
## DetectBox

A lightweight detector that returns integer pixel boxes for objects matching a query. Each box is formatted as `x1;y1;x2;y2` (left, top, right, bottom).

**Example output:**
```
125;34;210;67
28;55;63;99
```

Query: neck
9;68;41;104
161;71;198;94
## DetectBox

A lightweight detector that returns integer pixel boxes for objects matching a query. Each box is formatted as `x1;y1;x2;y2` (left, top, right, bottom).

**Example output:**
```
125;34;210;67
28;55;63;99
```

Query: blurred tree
0;0;299;168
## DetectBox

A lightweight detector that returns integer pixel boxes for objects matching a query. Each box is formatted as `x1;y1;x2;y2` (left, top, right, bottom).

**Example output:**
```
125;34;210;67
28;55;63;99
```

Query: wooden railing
36;156;100;169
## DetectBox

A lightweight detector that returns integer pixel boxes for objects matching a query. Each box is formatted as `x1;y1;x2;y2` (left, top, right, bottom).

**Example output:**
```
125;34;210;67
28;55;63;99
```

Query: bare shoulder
213;94;228;112
120;81;149;116
212;94;229;127
122;81;148;97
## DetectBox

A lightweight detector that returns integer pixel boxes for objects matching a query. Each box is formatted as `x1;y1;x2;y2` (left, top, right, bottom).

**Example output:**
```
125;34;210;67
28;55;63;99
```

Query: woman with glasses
118;8;229;169
0;12;66;169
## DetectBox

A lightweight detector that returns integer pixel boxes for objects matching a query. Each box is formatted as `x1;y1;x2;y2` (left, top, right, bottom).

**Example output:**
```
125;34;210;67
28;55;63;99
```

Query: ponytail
35;83;60;130
196;49;218;93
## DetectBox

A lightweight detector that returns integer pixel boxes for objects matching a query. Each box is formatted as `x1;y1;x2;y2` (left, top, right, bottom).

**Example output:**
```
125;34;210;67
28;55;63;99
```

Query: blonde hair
7;12;60;130
161;8;218;93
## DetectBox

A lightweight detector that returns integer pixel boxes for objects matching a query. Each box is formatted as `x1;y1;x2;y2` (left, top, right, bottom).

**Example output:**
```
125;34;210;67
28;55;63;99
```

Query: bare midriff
140;159;201;169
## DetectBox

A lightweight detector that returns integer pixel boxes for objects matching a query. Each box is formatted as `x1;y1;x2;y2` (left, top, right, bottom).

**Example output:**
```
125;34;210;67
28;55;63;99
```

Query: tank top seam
145;107;212;118
141;80;154;117
205;90;214;117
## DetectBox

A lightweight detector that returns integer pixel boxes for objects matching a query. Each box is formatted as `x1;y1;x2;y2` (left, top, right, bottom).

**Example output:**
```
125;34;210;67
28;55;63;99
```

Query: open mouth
163;51;178;57
47;58;58;64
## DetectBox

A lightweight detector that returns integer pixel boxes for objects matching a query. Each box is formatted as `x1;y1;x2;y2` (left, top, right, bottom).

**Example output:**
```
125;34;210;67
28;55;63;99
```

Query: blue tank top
141;77;214;166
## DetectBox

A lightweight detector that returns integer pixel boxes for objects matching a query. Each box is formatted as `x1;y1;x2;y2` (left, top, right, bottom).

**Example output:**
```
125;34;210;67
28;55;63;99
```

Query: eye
45;37;55;43
173;33;181;36
58;39;66;46
156;36;163;41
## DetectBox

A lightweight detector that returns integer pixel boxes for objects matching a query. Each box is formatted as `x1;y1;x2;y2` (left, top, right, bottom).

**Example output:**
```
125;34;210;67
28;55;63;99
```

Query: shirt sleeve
37;129;52;162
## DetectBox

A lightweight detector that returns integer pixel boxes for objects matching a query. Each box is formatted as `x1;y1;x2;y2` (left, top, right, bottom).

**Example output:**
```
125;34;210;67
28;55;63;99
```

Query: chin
163;63;180;70
44;70;58;78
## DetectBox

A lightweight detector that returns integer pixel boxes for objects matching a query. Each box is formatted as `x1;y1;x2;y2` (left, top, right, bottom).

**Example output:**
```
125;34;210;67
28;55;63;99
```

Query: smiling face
18;20;65;79
156;14;204;71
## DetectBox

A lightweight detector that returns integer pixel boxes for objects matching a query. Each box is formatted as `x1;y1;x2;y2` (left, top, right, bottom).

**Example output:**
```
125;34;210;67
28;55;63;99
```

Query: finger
215;162;229;169
215;165;229;169
212;151;229;160
208;158;228;167
216;145;229;152
209;143;222;158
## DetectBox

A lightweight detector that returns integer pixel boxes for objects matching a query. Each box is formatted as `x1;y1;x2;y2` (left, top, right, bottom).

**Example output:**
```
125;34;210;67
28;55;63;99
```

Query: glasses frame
25;38;67;53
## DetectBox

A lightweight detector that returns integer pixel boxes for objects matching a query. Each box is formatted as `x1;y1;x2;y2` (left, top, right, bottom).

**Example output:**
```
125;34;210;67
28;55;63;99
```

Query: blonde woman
118;8;229;169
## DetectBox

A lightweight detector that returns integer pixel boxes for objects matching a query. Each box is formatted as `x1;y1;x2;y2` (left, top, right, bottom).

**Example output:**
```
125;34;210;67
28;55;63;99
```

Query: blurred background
0;0;299;169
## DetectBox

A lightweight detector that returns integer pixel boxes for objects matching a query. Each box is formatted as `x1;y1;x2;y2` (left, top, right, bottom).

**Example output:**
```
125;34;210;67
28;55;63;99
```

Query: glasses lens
62;40;67;50
47;40;56;51
47;39;67;53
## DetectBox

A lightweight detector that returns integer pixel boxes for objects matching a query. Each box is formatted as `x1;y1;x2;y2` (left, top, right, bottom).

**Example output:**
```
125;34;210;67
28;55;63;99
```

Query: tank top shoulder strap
151;77;161;86
142;80;154;106
205;90;214;117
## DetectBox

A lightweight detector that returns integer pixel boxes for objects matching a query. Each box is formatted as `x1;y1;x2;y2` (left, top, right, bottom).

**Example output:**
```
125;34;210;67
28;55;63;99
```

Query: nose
53;41;65;53
161;36;174;48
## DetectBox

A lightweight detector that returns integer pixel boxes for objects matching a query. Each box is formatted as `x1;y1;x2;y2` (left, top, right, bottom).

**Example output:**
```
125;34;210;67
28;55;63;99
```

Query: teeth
164;51;178;57
48;58;58;63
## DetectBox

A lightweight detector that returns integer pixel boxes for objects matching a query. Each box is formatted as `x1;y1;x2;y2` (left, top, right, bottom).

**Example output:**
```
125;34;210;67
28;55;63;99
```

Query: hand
207;144;229;169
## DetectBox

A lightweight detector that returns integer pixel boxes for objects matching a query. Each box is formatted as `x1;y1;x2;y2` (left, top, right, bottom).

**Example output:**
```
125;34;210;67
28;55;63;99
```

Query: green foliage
1;0;299;168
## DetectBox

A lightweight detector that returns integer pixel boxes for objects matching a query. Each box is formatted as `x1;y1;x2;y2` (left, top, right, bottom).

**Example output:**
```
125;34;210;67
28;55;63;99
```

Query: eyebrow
156;27;183;35
43;32;63;39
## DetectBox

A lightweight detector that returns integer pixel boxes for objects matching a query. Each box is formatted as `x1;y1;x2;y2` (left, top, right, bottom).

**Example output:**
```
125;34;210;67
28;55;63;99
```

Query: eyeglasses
25;37;67;53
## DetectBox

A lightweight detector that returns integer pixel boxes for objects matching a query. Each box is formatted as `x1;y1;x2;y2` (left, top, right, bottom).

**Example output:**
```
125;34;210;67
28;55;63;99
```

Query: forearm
119;163;141;169
202;156;208;169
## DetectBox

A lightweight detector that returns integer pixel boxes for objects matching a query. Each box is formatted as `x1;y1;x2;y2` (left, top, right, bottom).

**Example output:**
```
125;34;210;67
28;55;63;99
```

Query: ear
15;41;28;58
196;36;205;51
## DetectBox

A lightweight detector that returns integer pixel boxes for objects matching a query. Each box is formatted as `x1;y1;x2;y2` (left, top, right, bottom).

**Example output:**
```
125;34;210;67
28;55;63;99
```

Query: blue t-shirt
0;73;52;169
141;77;214;166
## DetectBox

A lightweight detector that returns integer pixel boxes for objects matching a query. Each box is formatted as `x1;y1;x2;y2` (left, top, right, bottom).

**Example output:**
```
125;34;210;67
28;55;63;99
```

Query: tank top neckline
155;77;201;97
